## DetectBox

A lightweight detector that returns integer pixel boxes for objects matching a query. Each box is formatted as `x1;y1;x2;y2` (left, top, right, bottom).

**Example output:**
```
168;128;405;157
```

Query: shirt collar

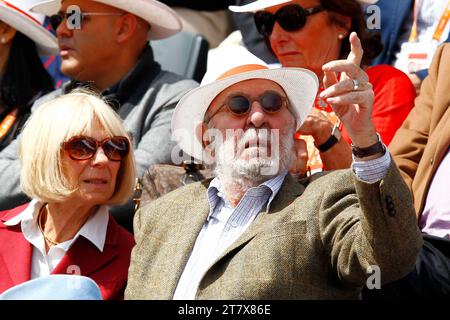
4;199;109;252
75;205;109;252
207;171;288;221
3;200;37;227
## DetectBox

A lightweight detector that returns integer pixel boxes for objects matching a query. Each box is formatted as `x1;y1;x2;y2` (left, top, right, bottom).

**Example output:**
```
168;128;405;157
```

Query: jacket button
385;195;393;204
388;208;396;217
385;196;395;216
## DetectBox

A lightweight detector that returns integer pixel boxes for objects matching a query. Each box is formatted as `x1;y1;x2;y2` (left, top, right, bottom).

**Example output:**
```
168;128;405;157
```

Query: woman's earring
338;34;344;40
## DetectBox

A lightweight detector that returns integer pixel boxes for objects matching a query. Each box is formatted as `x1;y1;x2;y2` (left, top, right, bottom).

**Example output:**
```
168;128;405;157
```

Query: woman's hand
319;32;377;148
298;108;335;146
296;109;352;170
289;138;308;178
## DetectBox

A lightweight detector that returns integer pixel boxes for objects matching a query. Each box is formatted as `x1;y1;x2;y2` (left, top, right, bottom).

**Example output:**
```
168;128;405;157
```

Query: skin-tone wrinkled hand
299;108;336;146
320;32;378;149
289;138;308;178
296;108;352;170
289;32;379;176
289;109;352;178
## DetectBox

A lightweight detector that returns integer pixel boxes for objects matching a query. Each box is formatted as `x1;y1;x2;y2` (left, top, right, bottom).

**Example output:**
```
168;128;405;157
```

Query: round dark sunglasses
63;136;130;162
254;4;324;37
204;91;288;123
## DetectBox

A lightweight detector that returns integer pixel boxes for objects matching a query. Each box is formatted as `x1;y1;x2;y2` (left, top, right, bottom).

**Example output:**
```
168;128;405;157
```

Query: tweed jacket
389;44;450;218
125;162;422;300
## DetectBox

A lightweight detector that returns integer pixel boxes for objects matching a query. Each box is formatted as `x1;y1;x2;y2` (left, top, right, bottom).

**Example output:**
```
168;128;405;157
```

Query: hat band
4;1;41;25
217;64;269;80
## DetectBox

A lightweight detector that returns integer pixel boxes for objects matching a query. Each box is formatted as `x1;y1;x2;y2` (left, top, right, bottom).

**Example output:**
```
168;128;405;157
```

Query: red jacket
0;203;135;300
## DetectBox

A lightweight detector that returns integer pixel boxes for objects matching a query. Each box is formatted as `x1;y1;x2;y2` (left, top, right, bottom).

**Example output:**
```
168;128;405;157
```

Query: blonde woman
0;90;136;300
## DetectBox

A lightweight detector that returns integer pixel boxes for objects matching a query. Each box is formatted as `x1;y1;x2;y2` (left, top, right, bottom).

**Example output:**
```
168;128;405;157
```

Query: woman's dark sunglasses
254;4;324;37
63;136;130;162
204;91;288;123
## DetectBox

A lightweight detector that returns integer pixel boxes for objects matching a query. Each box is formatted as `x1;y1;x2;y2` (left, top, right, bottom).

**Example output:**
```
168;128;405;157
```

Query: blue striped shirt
173;172;287;300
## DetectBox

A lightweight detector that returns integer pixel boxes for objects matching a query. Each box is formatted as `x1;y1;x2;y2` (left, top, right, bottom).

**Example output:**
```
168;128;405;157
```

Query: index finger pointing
347;32;364;67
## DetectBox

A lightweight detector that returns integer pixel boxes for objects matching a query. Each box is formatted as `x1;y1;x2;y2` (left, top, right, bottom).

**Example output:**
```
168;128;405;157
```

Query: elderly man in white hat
125;38;421;299
0;0;57;151
0;0;198;230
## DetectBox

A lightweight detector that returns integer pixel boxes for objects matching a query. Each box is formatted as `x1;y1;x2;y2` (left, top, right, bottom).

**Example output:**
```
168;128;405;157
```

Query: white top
4;199;109;279
420;148;450;238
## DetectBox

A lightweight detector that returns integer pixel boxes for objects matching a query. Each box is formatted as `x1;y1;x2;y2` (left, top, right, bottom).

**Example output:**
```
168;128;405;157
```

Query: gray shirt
0;45;198;210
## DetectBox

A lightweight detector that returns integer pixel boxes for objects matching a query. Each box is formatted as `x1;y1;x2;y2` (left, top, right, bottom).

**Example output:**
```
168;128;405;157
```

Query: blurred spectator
0;0;197;233
370;0;450;94
160;0;234;48
40;17;70;89
41;54;69;89
0;90;136;300
231;0;416;175
161;0;278;62
232;0;278;63
0;0;57;151
364;43;450;299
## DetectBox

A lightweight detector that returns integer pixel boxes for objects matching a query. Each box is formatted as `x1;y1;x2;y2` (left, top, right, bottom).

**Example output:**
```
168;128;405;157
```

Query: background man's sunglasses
63;136;130;161
204;91;288;123
254;4;324;37
49;5;123;30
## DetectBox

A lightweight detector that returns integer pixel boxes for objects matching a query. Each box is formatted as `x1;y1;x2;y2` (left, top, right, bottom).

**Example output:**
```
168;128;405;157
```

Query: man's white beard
214;126;295;191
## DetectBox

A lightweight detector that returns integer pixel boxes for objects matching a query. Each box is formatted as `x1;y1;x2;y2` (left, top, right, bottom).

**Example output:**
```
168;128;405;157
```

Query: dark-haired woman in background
231;0;417;173
0;0;57;150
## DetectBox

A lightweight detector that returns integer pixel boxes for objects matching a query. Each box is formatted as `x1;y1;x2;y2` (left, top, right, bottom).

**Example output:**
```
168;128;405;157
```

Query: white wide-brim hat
0;0;58;55
230;0;379;13
172;45;318;161
31;0;181;40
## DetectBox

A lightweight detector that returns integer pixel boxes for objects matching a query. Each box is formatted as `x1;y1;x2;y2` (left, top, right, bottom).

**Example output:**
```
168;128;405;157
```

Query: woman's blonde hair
19;89;136;205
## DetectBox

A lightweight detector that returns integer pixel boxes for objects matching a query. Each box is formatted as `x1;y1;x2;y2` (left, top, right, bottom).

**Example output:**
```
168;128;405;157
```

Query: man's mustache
236;128;271;152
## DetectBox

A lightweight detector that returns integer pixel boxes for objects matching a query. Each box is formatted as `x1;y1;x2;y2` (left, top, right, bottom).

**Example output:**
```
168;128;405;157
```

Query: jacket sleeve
368;65;416;146
133;101;178;177
388;44;446;189
319;162;422;287
132;78;198;178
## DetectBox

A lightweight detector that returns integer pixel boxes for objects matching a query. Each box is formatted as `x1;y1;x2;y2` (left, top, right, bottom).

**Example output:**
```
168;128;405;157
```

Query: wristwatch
351;133;386;158
316;122;341;153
